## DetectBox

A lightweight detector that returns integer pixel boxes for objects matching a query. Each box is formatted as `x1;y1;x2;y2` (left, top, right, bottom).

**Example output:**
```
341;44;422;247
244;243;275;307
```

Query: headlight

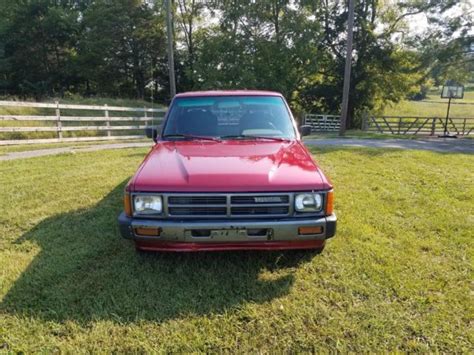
295;193;323;212
133;195;163;215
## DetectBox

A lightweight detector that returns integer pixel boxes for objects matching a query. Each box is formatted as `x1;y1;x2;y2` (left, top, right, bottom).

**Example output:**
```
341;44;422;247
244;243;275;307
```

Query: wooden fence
362;116;473;136
2;101;472;144
0;100;166;145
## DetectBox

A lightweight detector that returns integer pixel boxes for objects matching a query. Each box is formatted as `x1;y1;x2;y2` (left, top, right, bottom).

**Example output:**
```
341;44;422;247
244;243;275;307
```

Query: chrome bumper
118;213;337;243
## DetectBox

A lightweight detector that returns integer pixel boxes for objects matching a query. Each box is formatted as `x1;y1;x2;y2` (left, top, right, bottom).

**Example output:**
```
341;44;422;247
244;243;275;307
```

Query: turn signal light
134;227;161;236
298;226;323;235
326;190;334;215
124;192;132;217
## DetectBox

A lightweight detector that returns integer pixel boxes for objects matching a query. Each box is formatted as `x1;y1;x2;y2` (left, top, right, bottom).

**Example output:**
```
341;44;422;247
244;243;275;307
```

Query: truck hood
131;140;332;192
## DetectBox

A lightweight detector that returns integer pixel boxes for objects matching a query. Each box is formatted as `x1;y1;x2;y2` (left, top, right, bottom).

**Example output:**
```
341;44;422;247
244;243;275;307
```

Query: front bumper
118;213;337;252
118;213;337;251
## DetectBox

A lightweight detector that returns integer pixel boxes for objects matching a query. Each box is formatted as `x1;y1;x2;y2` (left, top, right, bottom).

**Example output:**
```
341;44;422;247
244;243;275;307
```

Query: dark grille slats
231;195;289;204
168;207;227;216
231;206;289;216
168;196;226;205
165;193;291;218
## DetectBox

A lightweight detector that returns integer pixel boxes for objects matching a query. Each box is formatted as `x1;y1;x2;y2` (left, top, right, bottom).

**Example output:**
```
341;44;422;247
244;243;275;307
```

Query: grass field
0;146;472;352
0;138;150;156
383;91;474;118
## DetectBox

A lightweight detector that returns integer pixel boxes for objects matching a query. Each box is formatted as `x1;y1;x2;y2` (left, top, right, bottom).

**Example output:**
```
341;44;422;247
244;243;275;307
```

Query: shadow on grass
1;181;318;324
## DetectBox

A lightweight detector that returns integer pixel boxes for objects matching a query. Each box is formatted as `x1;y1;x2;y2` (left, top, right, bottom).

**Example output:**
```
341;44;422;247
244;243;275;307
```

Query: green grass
0;147;473;352
0;138;149;156
305;130;421;140
383;91;474;118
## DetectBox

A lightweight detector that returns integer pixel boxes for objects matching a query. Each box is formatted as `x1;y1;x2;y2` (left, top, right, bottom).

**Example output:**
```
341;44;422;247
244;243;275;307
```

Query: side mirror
145;126;159;141
299;125;312;137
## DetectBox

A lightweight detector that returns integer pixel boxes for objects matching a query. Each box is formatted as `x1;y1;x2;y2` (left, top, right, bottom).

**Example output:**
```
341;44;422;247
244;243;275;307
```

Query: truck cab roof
174;90;283;98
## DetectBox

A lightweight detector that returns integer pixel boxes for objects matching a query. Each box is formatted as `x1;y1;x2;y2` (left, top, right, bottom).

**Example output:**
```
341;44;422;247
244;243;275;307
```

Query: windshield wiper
162;134;220;141
220;134;290;142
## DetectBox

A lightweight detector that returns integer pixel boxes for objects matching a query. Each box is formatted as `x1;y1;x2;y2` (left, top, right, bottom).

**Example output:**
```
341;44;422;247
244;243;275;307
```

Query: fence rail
363;116;473;136
0;100;166;145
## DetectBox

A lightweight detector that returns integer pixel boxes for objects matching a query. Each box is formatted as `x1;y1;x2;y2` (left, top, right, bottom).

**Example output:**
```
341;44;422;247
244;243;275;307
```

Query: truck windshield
162;96;296;140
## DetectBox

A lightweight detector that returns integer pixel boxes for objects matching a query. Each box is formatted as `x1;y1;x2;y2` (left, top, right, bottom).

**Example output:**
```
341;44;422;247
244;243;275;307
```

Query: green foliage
0;0;472;124
408;1;474;87
190;1;322;101
181;0;472;127
0;0;167;101
78;0;167;99
0;1;79;99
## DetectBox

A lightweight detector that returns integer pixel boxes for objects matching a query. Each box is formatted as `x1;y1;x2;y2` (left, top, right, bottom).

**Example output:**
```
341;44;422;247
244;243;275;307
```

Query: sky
408;0;474;37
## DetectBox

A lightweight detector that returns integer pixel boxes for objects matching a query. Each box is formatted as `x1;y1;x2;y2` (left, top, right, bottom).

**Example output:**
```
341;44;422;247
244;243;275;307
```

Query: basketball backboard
441;85;464;99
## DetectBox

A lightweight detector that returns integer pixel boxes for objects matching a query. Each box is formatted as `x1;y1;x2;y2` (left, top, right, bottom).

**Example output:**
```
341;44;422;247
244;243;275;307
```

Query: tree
0;1;79;99
0;0;471;114
174;0;207;90
78;0;167;99
191;0;325;107
297;0;473;128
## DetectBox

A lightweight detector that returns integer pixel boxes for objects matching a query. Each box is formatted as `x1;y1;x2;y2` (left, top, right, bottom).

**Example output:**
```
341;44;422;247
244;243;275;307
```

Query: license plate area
185;228;272;241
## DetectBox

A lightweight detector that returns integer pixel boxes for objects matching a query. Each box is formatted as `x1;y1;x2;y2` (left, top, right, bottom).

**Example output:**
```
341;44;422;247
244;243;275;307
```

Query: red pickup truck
118;90;336;252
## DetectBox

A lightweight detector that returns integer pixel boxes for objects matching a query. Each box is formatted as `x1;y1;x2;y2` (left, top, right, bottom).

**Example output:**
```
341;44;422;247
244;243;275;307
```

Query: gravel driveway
303;138;474;154
1;138;472;161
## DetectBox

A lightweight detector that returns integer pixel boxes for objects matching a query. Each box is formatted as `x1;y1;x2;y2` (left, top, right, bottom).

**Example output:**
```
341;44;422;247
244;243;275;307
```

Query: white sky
408;0;474;36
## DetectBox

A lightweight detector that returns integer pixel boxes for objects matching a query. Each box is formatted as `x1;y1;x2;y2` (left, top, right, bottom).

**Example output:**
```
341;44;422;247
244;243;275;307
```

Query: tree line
0;0;472;127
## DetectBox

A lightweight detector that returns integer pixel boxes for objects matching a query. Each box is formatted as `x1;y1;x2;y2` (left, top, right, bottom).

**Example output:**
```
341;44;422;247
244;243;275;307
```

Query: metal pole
166;0;176;98
444;97;451;136
339;0;355;136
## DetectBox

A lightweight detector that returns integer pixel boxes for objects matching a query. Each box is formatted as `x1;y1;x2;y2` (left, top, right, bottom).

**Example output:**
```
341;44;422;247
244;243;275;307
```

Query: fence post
361;112;368;131
398;117;402;134
55;101;62;140
430;118;436;136
144;107;148;128
462;118;466;136
104;104;111;138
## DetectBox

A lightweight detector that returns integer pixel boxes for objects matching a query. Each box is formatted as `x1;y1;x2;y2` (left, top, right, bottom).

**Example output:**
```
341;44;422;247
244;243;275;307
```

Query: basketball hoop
439;84;464;138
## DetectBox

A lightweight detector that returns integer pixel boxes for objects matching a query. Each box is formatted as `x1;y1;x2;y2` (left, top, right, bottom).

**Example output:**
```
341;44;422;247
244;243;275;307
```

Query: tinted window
163;96;296;139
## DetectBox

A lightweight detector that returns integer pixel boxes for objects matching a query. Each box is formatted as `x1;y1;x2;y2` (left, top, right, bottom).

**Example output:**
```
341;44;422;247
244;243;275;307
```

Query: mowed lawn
383;91;474;118
0;146;472;352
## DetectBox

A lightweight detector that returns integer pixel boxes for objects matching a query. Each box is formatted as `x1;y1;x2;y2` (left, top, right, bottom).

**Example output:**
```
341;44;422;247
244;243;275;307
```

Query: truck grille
166;193;291;218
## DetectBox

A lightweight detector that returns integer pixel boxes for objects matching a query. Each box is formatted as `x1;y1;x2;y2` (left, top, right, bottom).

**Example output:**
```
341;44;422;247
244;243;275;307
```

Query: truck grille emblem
254;197;282;203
